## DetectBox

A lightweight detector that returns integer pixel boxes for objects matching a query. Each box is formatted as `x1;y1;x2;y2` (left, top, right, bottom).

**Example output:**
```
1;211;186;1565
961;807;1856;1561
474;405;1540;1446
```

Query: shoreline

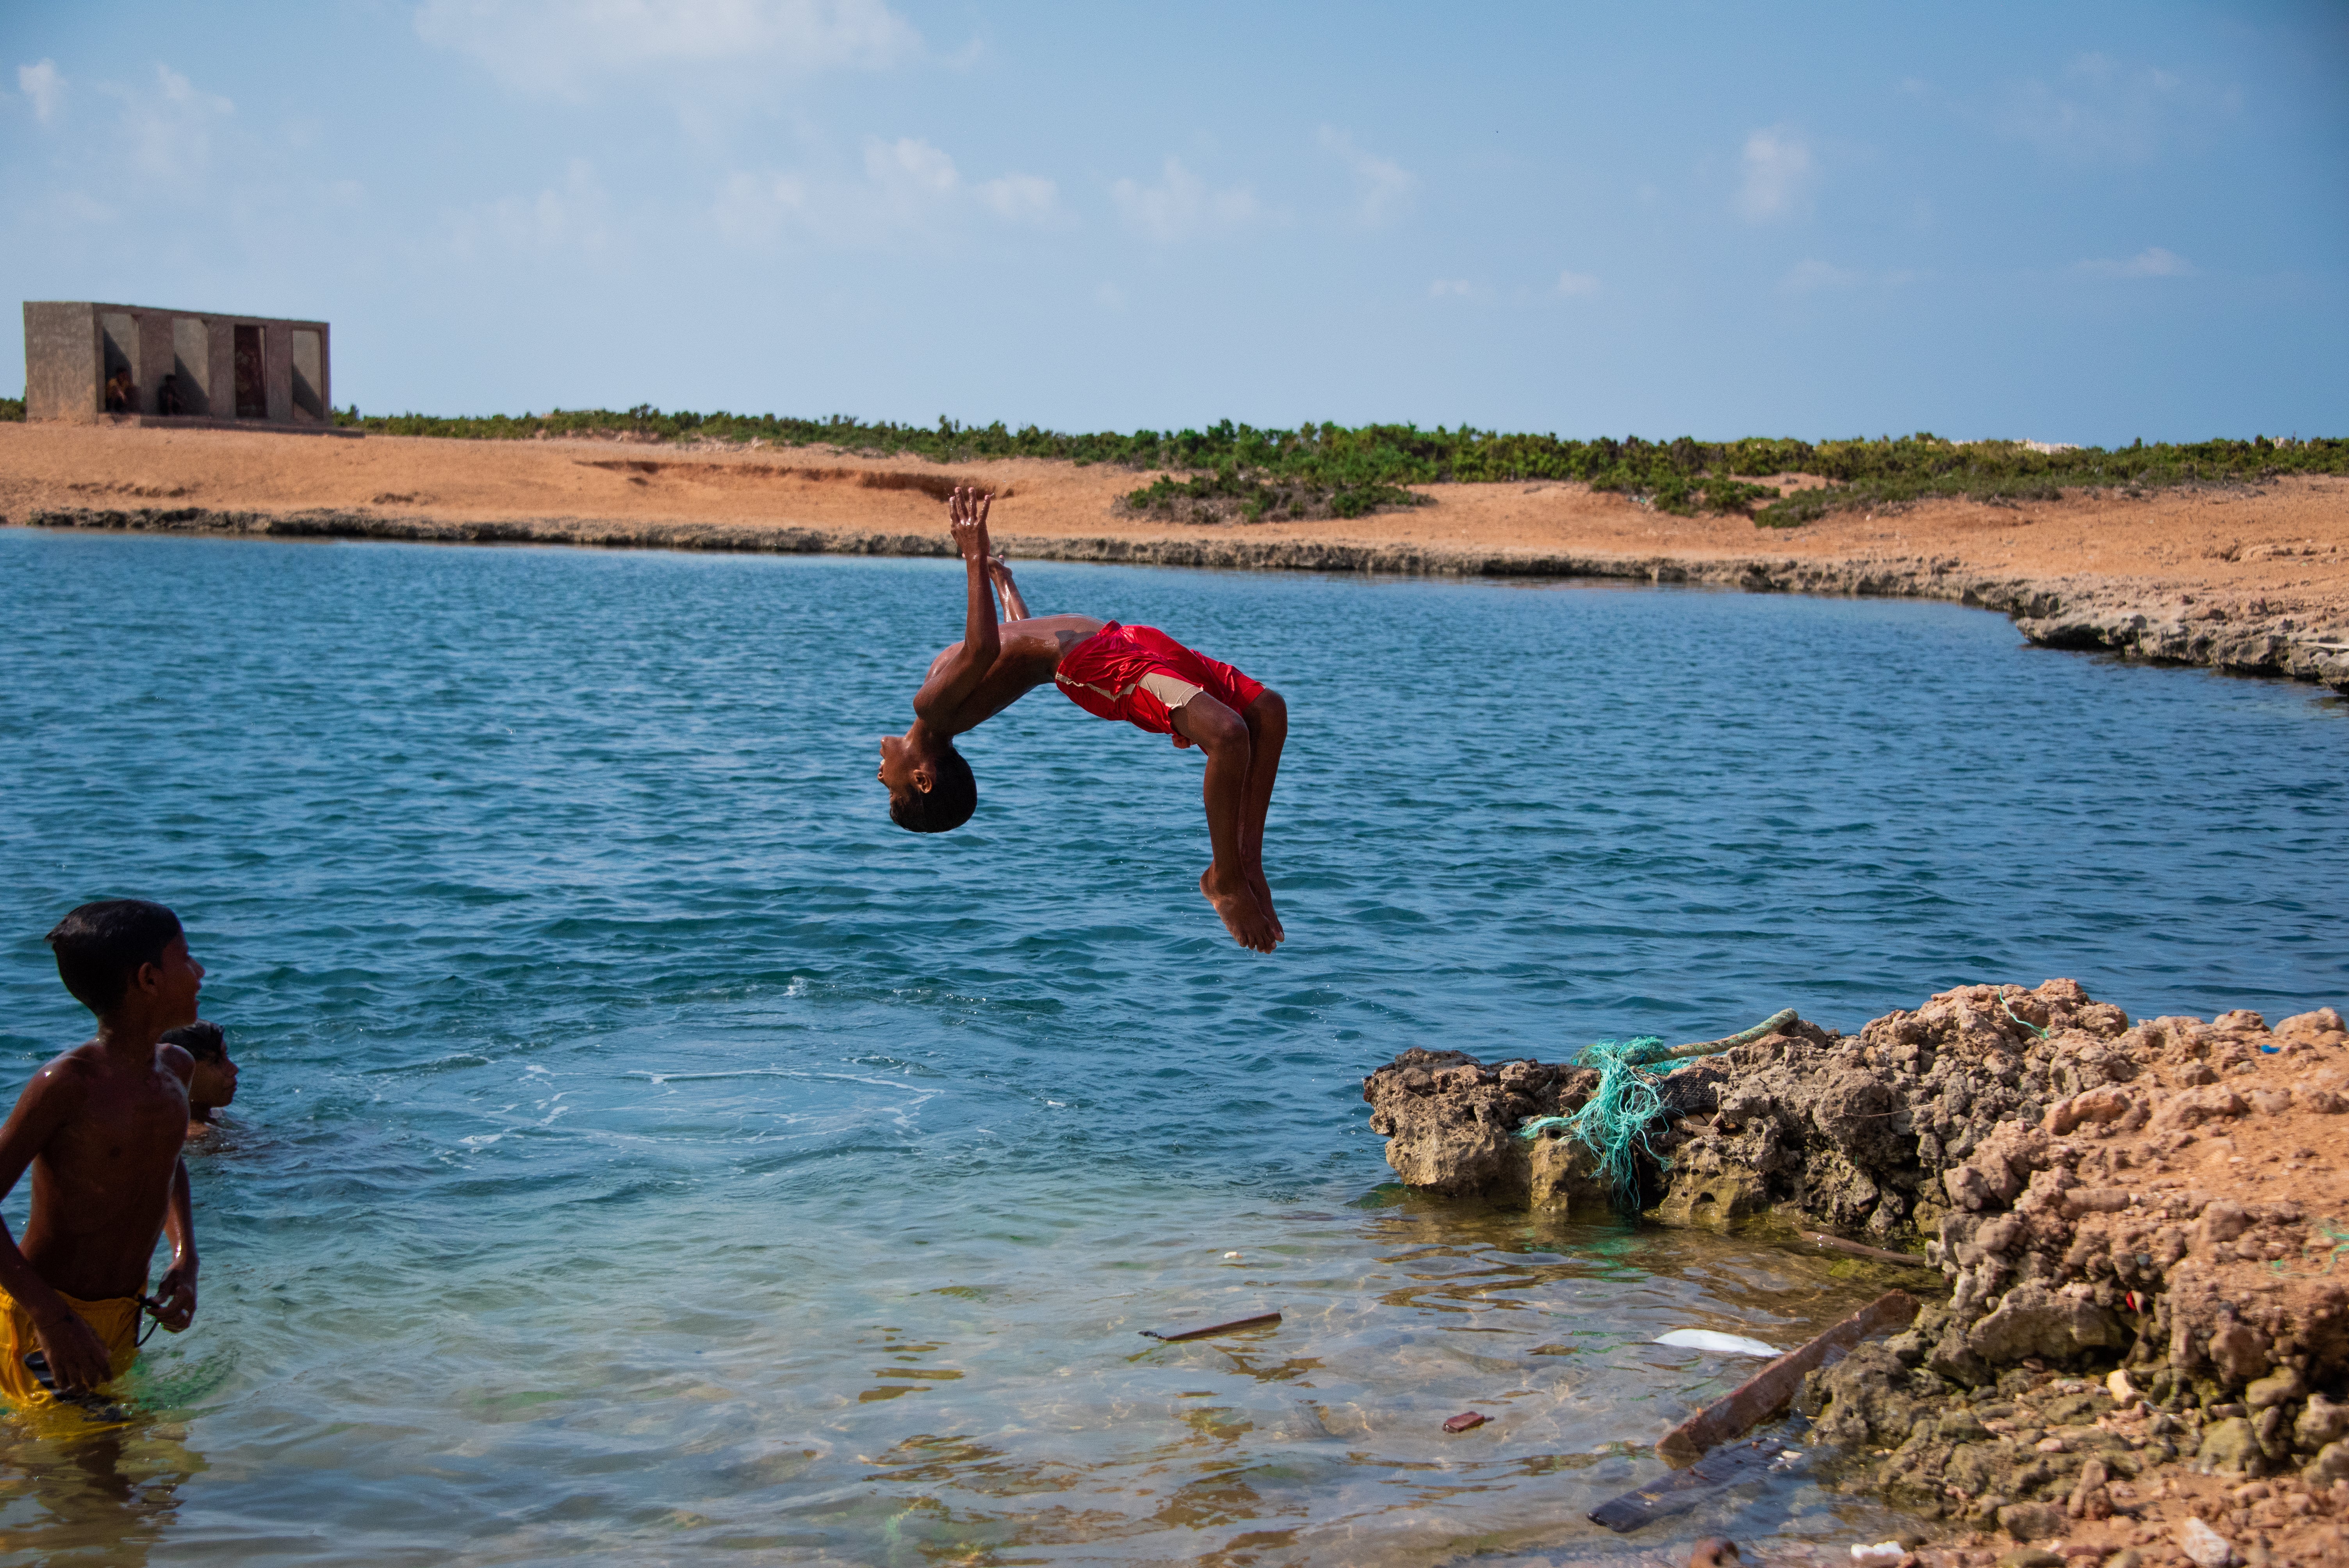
4;422;2345;695
13;500;2349;696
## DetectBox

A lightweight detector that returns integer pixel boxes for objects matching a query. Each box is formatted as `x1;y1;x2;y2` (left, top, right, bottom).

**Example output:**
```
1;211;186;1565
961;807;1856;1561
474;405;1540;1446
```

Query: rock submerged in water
1362;983;2349;1562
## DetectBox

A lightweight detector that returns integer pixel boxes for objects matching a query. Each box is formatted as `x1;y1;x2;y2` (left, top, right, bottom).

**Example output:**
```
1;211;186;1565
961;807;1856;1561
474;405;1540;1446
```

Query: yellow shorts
0;1285;143;1410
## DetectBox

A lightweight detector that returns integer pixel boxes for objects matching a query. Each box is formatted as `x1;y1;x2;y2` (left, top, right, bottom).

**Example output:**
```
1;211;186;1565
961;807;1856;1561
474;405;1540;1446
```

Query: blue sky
5;2;2344;442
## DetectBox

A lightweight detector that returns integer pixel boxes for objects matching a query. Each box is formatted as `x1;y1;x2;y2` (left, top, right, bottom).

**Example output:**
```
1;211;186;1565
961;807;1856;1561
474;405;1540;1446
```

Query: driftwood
1654;1290;1919;1466
1805;1232;1935;1267
1140;1310;1281;1343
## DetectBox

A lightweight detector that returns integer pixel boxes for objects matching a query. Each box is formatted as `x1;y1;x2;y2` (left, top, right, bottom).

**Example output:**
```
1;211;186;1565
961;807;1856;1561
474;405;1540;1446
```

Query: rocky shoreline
1363;984;2349;1566
12;504;2348;696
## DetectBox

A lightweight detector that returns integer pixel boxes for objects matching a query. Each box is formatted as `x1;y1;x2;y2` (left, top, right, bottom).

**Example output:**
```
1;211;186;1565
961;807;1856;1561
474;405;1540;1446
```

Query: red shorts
1054;622;1265;736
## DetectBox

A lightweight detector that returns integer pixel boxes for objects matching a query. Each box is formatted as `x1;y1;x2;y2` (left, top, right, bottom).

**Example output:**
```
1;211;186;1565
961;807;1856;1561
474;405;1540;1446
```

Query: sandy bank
5;423;2347;693
1365;986;2349;1565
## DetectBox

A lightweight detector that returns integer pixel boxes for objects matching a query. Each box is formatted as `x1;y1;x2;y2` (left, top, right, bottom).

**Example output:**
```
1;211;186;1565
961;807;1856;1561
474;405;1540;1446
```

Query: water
1;529;2343;1566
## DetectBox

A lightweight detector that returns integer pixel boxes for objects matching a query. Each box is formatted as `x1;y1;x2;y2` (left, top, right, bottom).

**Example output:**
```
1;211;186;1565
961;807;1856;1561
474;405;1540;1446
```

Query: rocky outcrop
15;506;2347;693
1365;981;2349;1548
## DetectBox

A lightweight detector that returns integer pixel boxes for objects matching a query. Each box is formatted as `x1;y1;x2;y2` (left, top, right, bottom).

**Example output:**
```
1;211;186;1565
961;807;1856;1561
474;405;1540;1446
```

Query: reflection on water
0;1420;200;1568
2;532;2344;1563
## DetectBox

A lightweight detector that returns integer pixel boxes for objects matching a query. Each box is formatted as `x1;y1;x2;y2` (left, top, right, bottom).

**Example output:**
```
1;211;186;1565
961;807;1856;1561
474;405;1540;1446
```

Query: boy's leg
1238;690;1287;941
1173;697;1278;953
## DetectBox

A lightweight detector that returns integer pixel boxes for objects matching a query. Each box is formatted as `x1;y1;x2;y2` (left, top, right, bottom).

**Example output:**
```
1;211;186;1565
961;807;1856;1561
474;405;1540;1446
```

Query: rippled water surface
2;529;2344;1566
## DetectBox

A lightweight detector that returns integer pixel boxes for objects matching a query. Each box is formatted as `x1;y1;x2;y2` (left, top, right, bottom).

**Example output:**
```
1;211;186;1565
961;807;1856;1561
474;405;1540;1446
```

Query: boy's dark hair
889;745;976;833
45;900;184;1016
159;1021;226;1062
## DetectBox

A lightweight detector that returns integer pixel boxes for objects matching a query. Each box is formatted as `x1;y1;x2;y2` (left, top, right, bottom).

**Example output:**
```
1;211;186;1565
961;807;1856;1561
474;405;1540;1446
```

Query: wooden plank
1654;1290;1918;1467
1140;1310;1282;1343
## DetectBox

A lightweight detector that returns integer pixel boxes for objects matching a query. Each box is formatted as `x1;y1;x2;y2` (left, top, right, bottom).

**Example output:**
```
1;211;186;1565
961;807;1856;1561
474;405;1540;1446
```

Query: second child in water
878;488;1289;952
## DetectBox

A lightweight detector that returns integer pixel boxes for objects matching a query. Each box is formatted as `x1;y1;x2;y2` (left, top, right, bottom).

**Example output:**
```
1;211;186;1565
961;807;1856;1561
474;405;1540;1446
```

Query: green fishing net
1515;1035;1679;1209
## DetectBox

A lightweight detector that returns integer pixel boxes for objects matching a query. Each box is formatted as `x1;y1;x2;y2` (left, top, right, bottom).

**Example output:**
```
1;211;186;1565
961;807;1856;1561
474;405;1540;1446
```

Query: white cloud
2080;246;2194;279
1110;157;1257;243
714;138;1061;246
2002;52;2221;165
1316;126;1415;225
1428;278;1477;299
112;66;235;182
1782;258;1862;292
447;158;612;255
1735;126;1813;222
1555;271;1600;297
18;59;63;124
865;135;957;196
414;0;918;96
976;173;1060;224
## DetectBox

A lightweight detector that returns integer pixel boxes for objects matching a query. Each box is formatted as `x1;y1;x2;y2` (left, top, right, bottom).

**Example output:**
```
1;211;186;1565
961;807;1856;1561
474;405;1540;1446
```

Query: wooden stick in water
1654;1290;1919;1467
1806;1232;1935;1267
1141;1310;1282;1343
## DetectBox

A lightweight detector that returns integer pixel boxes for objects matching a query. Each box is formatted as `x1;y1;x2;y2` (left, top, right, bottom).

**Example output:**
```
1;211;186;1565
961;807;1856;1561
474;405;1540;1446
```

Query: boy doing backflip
0;901;203;1408
879;488;1288;952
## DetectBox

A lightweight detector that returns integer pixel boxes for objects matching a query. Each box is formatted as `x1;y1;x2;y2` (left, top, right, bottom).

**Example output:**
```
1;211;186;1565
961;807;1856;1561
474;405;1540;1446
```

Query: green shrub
0;395;24;423
321;406;2349;525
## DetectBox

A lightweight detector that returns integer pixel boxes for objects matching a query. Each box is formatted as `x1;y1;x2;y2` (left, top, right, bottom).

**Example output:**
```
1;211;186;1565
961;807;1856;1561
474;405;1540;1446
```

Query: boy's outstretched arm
913;488;1001;723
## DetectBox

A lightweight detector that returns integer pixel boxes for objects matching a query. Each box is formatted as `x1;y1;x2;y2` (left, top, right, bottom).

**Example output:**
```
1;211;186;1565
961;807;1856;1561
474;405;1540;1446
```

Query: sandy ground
5;423;2347;612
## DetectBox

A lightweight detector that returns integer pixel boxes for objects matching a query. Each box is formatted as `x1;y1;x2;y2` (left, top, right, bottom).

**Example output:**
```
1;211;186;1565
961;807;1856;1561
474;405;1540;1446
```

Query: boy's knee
1185;702;1249;752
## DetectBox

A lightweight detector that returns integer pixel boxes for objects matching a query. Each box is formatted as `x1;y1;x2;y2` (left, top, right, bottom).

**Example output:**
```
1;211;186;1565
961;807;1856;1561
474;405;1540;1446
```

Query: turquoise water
1;529;2344;1566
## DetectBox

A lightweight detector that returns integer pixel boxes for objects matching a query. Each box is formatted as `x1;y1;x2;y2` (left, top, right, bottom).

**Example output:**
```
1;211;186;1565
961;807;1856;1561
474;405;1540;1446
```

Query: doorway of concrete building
291;330;324;421
101;312;137;412
234;325;266;419
170;318;210;417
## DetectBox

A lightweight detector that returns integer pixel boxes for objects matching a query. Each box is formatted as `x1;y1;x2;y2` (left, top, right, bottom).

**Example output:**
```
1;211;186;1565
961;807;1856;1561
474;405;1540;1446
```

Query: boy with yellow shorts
0;901;204;1413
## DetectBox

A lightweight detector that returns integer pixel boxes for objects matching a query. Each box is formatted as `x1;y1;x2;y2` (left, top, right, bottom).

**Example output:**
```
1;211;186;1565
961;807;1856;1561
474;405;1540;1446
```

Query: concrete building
22;300;345;432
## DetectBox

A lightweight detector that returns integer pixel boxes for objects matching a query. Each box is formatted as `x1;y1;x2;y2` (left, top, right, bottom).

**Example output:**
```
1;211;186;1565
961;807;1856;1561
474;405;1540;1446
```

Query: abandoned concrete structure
22;301;344;432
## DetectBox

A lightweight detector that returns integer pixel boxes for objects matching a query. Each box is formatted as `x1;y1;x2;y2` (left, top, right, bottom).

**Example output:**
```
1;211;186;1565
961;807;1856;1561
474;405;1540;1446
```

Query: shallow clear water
0;529;2343;1566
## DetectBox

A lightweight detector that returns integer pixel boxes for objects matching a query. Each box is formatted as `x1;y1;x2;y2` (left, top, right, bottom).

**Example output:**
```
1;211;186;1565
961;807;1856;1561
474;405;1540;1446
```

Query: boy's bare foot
1246;867;1283;944
1201;866;1277;952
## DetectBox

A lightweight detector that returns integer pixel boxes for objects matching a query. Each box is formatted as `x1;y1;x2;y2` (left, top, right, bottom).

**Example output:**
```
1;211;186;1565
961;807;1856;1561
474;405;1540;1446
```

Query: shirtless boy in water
879;488;1289;952
0;901;202;1405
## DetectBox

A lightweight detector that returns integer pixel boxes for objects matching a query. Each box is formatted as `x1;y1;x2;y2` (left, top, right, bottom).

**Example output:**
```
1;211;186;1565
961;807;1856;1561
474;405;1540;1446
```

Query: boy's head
45;900;201;1025
160;1021;239;1111
878;731;975;834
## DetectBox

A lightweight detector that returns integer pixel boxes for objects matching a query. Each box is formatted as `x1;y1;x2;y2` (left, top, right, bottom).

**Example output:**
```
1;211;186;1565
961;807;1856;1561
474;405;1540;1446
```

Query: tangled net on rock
1515;1010;1799;1209
1517;1035;1676;1208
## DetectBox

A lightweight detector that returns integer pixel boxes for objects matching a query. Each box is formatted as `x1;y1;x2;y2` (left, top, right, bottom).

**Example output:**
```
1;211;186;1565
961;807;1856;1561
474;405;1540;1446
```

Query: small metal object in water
1442;1411;1488;1433
1139;1310;1281;1342
1587;1434;1803;1532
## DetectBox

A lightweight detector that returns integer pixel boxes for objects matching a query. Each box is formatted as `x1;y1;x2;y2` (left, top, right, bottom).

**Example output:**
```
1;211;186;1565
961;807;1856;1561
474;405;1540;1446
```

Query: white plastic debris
1655;1328;1781;1357
1850;1544;1905;1567
2176;1516;2235;1568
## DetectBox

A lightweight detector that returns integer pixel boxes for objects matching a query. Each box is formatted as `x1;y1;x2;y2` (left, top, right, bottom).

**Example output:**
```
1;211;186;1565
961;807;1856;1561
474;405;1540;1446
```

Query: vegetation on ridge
326;406;2345;526
20;391;2342;526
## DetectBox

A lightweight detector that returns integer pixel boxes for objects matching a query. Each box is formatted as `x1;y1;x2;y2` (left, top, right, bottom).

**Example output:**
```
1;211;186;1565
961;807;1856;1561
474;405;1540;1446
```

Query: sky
4;1;2345;443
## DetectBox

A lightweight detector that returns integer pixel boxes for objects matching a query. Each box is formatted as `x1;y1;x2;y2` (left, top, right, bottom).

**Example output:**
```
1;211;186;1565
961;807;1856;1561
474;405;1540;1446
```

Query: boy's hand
948;486;994;561
32;1309;112;1392
152;1260;198;1332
